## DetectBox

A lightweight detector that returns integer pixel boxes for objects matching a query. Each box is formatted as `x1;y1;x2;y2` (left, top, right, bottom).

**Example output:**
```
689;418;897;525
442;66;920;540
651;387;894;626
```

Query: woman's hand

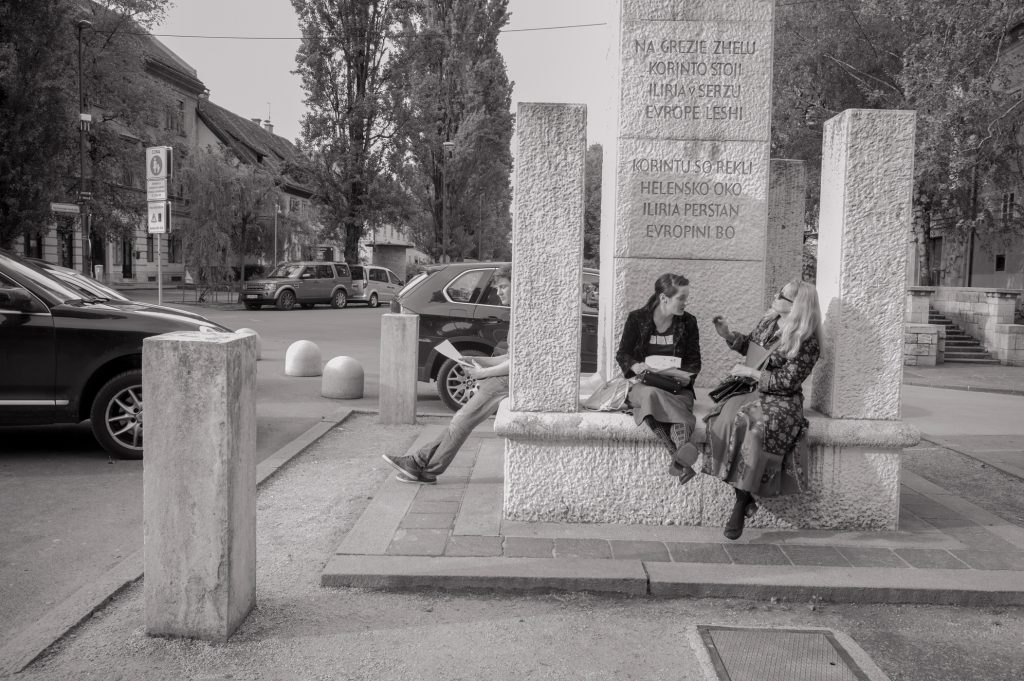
728;364;759;380
466;364;487;380
631;362;652;375
712;315;732;340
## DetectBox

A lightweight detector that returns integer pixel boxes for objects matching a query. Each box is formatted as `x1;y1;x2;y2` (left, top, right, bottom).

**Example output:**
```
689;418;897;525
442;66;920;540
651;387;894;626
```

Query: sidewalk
903;362;1024;395
323;422;1024;606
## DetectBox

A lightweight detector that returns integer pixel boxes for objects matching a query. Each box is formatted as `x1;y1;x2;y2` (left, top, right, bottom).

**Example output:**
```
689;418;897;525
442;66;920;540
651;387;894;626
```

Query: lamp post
441;140;455;263
273;202;280;266
77;19;92;276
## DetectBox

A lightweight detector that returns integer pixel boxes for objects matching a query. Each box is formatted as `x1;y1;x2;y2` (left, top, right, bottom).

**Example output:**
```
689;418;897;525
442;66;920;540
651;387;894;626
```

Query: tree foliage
390;0;514;262
772;0;1024;283
583;143;602;266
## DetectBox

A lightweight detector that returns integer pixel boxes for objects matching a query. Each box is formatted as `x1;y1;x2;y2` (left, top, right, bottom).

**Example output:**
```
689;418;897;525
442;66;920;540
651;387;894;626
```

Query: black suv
391;262;599;411
240;261;353;310
0;251;231;459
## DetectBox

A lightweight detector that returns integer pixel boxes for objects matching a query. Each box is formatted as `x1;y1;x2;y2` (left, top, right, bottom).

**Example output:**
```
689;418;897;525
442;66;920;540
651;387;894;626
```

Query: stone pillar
765;159;807;308
143;331;257;641
811;109;917;420
379;313;418;424
598;0;776;386
905;287;935;324
510;103;587;412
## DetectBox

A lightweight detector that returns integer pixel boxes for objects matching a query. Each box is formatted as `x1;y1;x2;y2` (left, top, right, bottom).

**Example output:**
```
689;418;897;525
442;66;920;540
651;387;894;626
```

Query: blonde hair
777;280;823;359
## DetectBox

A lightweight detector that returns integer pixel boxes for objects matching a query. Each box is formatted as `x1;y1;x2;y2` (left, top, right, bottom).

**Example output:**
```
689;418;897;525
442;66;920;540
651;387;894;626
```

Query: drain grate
697;626;871;681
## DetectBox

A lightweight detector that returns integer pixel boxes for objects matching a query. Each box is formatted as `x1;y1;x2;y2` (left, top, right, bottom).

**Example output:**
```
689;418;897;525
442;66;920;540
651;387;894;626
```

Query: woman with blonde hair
704;279;823;540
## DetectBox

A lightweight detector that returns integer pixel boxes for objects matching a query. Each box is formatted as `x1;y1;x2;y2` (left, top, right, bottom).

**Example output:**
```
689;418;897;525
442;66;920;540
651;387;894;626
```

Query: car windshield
268;264;303;279
2;254;87;303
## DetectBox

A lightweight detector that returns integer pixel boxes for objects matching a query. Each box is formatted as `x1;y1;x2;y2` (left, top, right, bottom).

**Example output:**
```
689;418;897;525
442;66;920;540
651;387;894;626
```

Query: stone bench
494;395;919;532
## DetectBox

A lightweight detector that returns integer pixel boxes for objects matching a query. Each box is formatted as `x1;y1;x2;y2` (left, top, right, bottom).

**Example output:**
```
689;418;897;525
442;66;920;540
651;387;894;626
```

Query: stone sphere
321;356;364;399
234;328;262;360
285;340;322;377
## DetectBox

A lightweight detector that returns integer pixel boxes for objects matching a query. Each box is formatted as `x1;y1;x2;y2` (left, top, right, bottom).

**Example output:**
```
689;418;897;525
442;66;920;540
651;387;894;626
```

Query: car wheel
243;301;261;310
300;303;314;309
436;349;487;412
330;289;348;309
90;369;144;460
276;289;296;311
368;292;379;308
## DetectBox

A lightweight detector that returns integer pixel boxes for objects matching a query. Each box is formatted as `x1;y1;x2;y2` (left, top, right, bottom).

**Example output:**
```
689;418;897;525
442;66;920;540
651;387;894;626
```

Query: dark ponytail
645;273;690;311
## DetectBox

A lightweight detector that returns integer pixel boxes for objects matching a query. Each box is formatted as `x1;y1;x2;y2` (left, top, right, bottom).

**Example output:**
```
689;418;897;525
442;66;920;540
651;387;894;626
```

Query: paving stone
950;550;1024;571
408;500;460;515
554;538;612;559
723;544;792;565
609;540;671;562
416;485;466;502
445;535;504;557
835;547;910;568
778;545;851;567
943;527;1021;552
386;528;449;557
399;513;455;530
665;542;732;564
503;536;554;558
894;548;971;569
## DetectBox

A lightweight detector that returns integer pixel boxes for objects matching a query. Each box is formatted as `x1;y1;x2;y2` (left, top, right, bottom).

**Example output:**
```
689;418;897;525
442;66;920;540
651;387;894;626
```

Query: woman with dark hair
616;273;702;484
704;278;823;540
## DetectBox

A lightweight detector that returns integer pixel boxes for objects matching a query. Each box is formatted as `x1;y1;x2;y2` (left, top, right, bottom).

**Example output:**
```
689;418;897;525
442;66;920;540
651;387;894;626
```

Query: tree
772;0;1024;284
292;0;405;264
179;147;278;285
583;143;602;266
390;0;514;262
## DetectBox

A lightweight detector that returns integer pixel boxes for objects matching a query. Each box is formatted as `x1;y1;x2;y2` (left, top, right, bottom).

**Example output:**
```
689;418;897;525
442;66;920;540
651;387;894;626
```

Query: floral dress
702;315;820;497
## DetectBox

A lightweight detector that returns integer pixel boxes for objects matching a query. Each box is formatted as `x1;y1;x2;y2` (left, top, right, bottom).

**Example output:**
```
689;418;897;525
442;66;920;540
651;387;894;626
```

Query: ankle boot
724;490;755;540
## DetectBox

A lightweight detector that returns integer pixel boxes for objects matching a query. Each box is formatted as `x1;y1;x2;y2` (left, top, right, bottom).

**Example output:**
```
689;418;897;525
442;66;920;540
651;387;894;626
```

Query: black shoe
668;462;697;485
724;497;754;540
382;454;421;481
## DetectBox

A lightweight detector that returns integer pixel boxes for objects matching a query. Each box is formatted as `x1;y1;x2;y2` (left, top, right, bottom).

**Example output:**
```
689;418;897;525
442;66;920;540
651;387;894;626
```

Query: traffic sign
50;202;80;214
147;178;168;202
147;201;169;234
146;146;173;180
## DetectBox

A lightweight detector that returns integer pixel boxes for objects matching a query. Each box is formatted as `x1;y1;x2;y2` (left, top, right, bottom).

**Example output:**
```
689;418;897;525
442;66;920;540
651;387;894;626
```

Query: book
743;341;771;370
435;340;477;368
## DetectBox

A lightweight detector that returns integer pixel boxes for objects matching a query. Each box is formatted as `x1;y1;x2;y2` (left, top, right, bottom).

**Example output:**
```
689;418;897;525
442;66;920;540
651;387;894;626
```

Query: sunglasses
777;289;793;303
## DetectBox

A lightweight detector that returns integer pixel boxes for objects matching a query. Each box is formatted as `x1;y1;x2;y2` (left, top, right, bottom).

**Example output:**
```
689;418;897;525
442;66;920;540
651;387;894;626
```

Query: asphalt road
0;295;439;646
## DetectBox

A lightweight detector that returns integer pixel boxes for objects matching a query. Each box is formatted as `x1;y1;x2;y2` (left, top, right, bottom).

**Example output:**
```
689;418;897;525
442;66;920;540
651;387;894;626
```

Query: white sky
156;0;614;148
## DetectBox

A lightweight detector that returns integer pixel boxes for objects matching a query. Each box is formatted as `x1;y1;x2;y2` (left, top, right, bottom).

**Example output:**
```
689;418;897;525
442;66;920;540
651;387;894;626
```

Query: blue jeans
414;375;509;475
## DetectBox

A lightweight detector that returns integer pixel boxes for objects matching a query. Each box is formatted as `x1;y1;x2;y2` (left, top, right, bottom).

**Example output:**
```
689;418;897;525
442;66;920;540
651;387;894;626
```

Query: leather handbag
708;376;757;403
638;371;690;395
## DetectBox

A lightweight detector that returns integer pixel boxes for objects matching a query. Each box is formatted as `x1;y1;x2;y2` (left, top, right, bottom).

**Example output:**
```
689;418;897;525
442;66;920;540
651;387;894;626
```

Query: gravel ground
14;415;1024;681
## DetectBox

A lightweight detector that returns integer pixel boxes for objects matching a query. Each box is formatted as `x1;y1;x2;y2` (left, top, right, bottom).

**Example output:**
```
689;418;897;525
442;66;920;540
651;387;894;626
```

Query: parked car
391;262;599;411
239;261;353;310
348;264;403;308
0;250;232;459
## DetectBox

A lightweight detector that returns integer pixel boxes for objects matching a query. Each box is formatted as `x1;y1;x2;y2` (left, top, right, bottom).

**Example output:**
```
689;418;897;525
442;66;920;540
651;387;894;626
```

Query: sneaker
395;472;437;485
382;454;421;481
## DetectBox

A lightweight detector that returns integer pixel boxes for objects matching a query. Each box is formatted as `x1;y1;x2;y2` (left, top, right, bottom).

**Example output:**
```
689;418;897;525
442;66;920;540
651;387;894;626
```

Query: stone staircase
928;309;999;364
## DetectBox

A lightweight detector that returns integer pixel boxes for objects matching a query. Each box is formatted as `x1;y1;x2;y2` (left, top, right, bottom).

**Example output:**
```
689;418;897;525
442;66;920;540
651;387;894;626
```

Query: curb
0;408;352;677
902;380;1024;397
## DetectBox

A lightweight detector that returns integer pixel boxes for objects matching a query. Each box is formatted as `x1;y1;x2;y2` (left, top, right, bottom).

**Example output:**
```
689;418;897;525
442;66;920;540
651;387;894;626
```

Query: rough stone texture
623;0;774;22
511;103;587;412
234;328;262;360
811;109;916;420
142;331;257;641
378;314;418;423
284;340;322;377
764;160;806;309
905;287;934;324
496;404;915;530
611;258;765;387
321;356;364;399
903;324;940;367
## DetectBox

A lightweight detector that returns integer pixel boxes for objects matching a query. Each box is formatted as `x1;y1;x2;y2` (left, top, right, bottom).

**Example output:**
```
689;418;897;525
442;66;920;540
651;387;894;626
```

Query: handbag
708;339;781;404
580;377;630;411
638;370;691;395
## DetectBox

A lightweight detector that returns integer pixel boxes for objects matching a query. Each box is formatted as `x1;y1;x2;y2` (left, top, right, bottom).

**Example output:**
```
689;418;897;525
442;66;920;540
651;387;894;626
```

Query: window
350;265;364;280
146;234;154;262
22;232;43;259
1002;192;1016;222
447;269;493;305
369;268;387;283
300;266;316;279
334;263;348;277
165;100;185;134
316;265;334;279
168;234;182;264
996;254;1006;272
388;270;401;285
289;197;302;215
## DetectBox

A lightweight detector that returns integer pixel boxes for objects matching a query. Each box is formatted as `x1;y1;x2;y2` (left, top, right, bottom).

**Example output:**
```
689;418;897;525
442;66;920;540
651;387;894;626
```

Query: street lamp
441;140;456;263
77;19;92;276
273;202;280;266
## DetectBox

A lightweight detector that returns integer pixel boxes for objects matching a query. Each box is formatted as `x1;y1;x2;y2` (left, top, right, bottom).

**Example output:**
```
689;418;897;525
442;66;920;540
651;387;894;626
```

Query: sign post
146;146;172;305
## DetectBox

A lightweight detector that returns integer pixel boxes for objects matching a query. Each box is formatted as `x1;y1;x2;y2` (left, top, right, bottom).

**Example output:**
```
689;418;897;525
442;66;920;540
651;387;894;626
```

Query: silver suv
348;264;403;308
240;261;353;310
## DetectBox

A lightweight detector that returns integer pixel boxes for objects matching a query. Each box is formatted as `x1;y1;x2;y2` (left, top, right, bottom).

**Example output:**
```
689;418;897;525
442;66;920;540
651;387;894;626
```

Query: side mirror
0;287;35;312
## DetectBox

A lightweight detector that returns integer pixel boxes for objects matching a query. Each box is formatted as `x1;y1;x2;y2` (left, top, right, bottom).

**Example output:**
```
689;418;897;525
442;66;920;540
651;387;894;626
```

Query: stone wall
931;286;1024;366
904;323;943;366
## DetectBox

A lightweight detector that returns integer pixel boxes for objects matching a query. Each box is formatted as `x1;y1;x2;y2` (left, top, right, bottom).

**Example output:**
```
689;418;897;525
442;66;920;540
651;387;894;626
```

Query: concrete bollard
379;313;418;424
285;340;322;376
322;356;364;398
142;331;257;641
235;328;262;360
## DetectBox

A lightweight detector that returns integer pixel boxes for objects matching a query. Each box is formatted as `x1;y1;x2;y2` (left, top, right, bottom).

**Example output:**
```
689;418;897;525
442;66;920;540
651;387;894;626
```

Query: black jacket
615;307;702;388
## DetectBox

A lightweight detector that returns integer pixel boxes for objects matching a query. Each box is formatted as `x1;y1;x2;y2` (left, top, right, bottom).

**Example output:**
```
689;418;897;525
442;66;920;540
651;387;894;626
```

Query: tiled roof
196;98;313;196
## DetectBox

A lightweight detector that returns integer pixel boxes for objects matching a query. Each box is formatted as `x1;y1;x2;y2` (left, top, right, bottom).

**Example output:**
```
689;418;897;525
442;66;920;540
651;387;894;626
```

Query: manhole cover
697;626;871;681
